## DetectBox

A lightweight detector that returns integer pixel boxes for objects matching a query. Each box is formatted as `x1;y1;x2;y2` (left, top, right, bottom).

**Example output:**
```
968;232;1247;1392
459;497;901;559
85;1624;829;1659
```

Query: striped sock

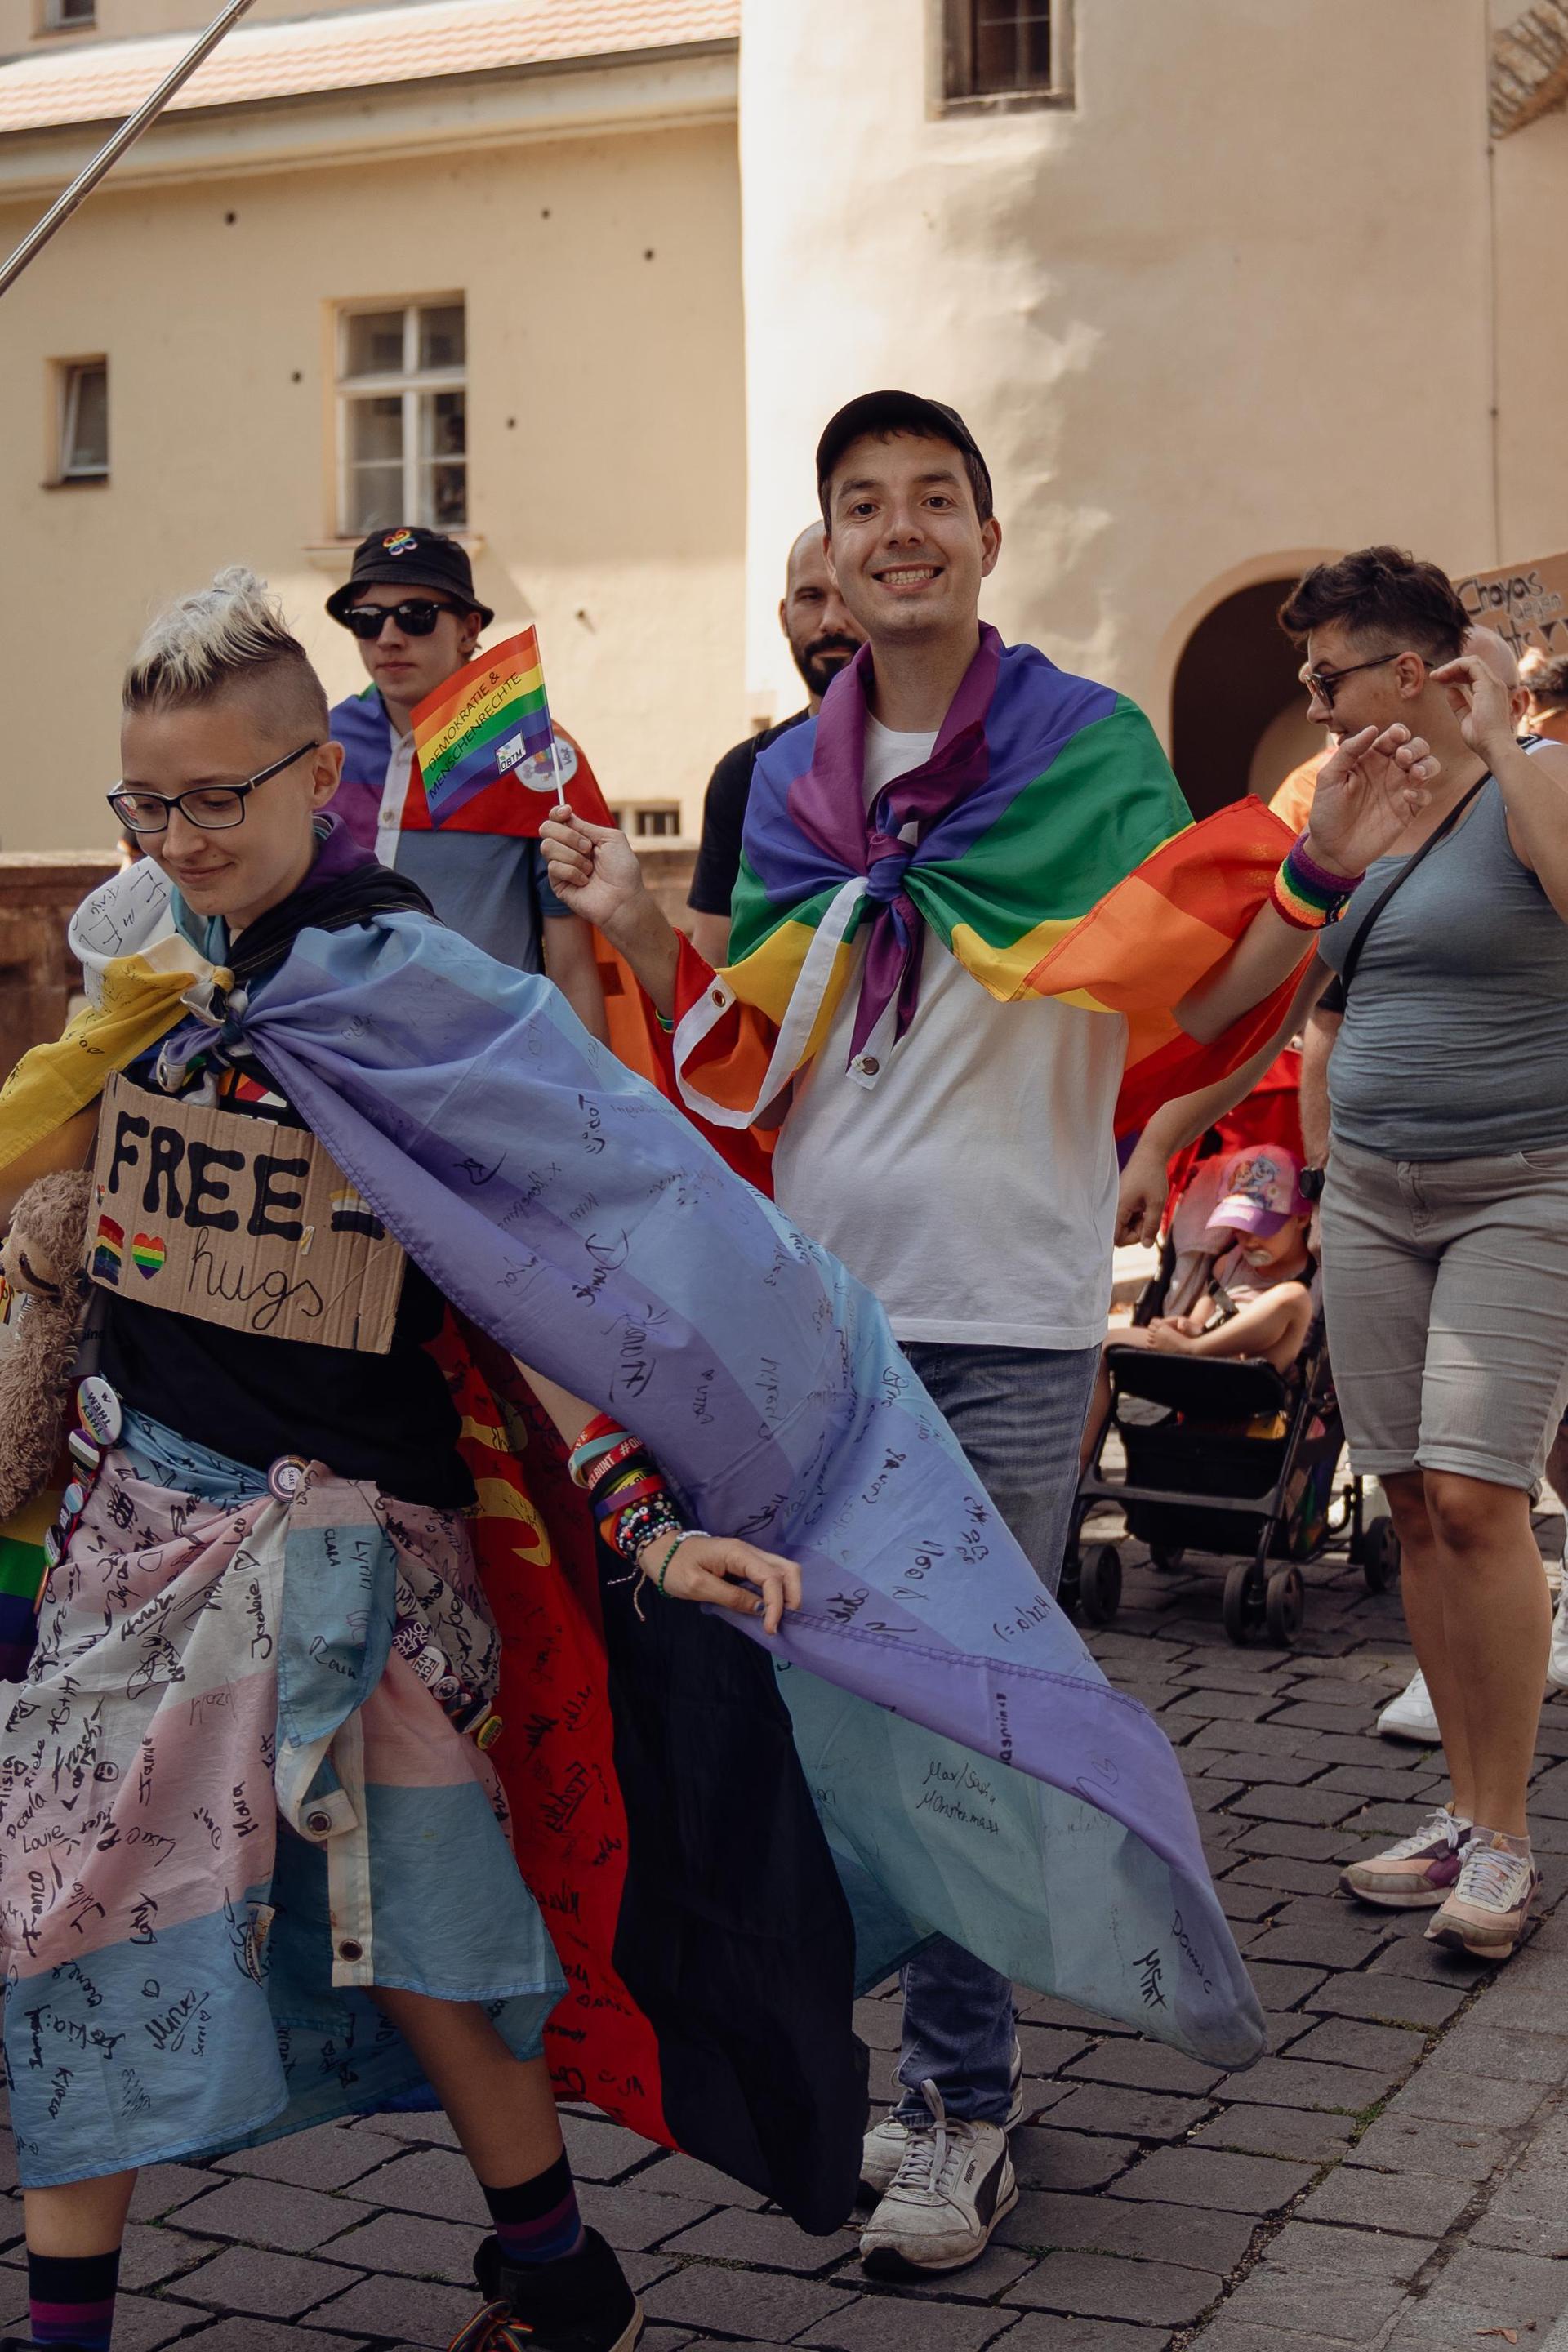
29;2247;120;2351
483;2151;586;2267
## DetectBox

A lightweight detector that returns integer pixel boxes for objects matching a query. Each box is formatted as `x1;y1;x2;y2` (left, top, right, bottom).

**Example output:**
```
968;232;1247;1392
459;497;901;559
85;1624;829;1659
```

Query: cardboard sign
1453;550;1568;662
87;1075;405;1353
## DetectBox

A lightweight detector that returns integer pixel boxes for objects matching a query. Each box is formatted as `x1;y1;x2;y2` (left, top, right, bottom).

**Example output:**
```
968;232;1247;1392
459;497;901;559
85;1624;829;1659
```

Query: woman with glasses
0;568;1274;2352
1280;545;1568;1962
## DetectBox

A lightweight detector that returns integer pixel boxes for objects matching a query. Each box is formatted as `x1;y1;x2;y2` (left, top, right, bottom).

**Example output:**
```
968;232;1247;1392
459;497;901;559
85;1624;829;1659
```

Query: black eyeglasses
1303;651;1427;710
341;599;468;640
108;741;319;835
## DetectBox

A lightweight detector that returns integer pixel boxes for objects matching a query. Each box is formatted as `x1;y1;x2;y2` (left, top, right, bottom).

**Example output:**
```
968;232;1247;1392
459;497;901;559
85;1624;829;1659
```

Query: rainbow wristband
1271;834;1364;931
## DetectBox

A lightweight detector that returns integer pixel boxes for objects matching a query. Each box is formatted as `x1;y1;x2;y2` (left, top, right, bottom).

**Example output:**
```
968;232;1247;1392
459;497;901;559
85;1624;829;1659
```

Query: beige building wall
737;0;1568;768
0;111;745;852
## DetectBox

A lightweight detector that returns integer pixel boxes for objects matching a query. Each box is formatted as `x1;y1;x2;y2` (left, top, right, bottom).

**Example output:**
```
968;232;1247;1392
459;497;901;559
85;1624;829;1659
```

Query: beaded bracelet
1271;834;1364;931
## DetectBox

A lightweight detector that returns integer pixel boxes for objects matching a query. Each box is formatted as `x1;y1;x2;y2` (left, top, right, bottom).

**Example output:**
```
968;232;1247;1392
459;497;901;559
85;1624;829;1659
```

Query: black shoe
446;2230;642;2352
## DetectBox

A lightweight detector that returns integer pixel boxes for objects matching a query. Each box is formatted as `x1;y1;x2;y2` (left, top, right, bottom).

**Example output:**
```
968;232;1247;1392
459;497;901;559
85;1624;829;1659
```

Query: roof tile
0;0;738;136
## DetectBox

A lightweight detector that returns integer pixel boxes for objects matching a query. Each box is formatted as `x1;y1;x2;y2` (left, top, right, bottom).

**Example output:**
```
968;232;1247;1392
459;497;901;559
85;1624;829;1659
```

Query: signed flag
411;626;564;828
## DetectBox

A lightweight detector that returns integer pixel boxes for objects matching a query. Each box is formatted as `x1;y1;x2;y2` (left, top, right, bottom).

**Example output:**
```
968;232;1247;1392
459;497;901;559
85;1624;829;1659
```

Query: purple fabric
787;630;1000;1054
191;910;1267;2065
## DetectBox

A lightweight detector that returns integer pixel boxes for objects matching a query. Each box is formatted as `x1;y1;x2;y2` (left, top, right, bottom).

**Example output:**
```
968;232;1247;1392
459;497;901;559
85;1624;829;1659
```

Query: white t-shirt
769;715;1127;1349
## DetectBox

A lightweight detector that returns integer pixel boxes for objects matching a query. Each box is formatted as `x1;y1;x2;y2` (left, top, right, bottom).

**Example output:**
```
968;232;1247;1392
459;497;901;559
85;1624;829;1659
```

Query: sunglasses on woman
342;599;470;640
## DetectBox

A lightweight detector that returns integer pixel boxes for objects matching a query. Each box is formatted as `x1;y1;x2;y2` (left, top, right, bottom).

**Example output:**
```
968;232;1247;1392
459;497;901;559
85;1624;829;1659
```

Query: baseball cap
1205;1146;1307;1241
815;390;993;519
326;526;494;628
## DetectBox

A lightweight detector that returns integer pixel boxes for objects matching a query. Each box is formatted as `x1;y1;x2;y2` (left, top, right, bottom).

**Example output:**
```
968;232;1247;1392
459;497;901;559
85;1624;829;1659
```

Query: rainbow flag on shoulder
410;626;561;828
671;626;1307;1139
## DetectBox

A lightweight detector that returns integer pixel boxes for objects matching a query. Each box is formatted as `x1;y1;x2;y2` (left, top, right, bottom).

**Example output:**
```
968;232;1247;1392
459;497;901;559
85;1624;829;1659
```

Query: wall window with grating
56;359;108;482
43;0;96;29
942;0;1072;110
336;297;466;537
623;804;683;840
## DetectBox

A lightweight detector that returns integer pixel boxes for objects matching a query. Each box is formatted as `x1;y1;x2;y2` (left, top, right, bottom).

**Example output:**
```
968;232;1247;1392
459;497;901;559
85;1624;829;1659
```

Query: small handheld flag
410;626;570;829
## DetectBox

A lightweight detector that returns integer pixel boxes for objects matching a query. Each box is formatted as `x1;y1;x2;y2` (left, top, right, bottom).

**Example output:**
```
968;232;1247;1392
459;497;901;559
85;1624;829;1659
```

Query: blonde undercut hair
123;565;330;739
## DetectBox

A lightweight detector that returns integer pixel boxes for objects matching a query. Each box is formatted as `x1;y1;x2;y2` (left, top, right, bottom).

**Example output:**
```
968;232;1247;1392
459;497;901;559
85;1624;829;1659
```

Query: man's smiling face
823;430;1000;648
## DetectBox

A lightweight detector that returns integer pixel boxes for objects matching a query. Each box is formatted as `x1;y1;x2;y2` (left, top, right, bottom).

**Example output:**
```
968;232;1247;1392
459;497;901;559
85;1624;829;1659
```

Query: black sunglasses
341;599;470;640
109;741;319;835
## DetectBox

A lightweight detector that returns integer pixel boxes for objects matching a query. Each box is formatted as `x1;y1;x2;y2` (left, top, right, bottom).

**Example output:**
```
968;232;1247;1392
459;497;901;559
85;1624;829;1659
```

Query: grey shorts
1320;1135;1568;1492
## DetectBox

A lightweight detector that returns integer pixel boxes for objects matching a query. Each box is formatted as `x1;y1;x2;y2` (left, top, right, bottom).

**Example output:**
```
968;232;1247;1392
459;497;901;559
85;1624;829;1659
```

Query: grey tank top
1316;776;1568;1160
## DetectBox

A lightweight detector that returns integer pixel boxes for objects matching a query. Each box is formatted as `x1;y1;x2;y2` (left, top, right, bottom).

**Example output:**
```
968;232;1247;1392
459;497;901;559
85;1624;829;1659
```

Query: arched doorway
1169;578;1323;819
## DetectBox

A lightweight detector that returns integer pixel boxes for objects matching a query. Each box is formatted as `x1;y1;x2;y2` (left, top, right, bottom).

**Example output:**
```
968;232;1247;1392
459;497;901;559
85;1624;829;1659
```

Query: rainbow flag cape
672;627;1306;1136
410;626;559;827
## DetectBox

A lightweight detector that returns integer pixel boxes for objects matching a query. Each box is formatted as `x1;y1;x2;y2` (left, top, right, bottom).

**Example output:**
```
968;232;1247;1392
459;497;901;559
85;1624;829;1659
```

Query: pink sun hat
1205;1145;1307;1241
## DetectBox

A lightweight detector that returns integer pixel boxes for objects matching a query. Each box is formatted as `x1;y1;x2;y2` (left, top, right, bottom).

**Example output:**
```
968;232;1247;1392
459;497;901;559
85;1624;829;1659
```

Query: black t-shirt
98;1054;473;1509
688;710;810;917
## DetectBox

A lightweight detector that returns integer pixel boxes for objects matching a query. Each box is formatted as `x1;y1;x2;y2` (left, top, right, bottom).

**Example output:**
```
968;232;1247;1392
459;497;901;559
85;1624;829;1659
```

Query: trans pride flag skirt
1;1419;565;2188
0;858;1267;2214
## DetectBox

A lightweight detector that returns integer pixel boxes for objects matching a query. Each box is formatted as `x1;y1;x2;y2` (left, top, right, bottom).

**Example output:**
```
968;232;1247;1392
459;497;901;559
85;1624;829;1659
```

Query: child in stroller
1067;1054;1398;1644
1093;1143;1315;1406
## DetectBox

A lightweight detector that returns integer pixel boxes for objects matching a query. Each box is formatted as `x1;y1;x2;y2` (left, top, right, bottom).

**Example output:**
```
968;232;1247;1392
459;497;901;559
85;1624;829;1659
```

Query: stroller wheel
1265;1566;1305;1646
1223;1560;1263;1645
1080;1544;1123;1626
1362;1514;1401;1594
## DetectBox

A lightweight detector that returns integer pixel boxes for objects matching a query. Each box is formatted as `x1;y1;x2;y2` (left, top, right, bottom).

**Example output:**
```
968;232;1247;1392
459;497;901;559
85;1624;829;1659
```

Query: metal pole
0;0;256;299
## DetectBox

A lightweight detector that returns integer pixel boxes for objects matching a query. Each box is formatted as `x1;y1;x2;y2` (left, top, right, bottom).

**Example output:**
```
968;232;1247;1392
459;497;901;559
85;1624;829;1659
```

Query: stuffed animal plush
0;1169;92;1522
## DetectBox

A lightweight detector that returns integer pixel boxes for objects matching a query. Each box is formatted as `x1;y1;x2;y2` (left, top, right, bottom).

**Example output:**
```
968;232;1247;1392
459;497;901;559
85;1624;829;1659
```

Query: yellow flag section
0;939;207;1175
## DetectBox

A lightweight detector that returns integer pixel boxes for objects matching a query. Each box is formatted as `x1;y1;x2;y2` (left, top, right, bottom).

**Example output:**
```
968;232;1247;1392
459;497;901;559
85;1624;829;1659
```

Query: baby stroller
1062;1054;1401;1647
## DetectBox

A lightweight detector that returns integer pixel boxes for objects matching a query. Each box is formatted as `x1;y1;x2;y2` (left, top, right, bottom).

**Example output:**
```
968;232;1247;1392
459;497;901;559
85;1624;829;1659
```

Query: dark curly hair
1277;546;1469;666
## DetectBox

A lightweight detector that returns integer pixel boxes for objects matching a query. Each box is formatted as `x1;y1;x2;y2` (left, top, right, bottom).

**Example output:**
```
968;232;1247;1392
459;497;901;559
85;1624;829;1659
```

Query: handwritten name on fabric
88;1075;405;1352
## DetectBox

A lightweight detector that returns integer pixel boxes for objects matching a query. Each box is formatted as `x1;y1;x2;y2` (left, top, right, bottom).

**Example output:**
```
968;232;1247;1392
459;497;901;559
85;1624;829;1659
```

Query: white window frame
56;358;108;481
938;0;1074;114
334;296;466;538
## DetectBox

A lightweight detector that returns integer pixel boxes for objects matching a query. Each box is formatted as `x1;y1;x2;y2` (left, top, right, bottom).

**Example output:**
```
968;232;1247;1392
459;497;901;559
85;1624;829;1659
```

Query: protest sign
87;1076;404;1352
1453;550;1568;662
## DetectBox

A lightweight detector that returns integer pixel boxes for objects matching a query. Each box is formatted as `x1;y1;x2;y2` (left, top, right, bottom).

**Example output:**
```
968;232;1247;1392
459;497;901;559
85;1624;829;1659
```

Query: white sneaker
1377;1668;1440;1744
858;2038;1022;2202
858;2079;1018;2276
1549;1593;1568;1695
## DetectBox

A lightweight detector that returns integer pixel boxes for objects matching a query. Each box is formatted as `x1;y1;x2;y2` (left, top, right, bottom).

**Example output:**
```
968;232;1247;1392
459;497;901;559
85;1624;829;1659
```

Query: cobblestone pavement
3;1533;1566;2352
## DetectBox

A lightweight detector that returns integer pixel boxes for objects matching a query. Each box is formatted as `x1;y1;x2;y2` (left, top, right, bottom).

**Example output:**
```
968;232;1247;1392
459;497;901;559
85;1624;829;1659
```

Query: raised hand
540;812;646;931
644;1532;803;1635
1431;654;1517;769
1305;722;1439;877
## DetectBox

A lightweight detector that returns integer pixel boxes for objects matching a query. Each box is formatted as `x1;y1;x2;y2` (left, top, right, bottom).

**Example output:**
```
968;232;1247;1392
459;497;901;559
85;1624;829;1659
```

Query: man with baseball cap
539;390;1436;2273
325;527;606;1038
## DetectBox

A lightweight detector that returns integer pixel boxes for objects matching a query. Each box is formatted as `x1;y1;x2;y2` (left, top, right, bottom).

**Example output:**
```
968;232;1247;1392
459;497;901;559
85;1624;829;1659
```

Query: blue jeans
890;1339;1099;2125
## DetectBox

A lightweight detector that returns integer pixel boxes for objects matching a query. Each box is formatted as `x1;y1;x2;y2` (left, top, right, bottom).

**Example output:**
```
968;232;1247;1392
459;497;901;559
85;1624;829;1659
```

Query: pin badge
267;1456;309;1505
60;1481;87;1521
67;1430;101;1473
76;1376;122;1449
